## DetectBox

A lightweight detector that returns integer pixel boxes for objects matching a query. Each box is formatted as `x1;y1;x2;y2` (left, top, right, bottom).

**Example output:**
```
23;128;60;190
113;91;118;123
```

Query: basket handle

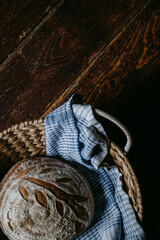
95;109;132;153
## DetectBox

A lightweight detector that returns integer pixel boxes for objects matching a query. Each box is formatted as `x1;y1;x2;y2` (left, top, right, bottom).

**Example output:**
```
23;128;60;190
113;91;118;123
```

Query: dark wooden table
0;0;160;238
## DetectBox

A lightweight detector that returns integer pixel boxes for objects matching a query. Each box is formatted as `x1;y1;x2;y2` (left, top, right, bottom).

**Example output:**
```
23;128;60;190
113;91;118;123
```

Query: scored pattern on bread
35;190;48;208
56;200;64;216
17;166;36;178
0;157;94;240
22;176;89;220
19;185;29;201
39;168;53;174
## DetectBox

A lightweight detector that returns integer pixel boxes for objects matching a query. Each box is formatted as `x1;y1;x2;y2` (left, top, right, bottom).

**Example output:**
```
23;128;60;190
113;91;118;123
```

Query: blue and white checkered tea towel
45;95;145;240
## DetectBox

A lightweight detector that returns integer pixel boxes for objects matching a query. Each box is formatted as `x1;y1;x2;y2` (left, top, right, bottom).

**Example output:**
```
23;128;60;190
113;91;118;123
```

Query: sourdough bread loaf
0;157;94;240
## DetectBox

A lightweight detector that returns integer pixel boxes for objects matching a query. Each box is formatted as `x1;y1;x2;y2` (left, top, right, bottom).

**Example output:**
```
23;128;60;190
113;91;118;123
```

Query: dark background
96;67;160;239
113;68;160;239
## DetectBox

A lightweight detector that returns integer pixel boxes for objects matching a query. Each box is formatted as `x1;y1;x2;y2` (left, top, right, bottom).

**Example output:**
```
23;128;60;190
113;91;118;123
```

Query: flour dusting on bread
0;157;94;240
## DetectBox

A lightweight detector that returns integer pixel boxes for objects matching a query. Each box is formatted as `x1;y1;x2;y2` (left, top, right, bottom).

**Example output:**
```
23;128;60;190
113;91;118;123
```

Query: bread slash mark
19;185;29;201
35;190;48;208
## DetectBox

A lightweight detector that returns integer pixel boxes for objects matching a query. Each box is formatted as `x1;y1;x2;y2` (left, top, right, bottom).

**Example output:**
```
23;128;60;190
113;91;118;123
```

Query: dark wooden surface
0;0;160;238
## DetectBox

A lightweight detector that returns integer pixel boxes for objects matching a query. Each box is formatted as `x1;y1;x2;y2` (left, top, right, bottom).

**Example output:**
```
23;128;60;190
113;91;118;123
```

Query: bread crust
0;157;94;240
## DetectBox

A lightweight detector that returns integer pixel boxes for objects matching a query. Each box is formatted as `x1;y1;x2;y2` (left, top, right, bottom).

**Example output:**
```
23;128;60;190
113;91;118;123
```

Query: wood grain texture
0;0;148;132
0;0;59;63
42;0;160;116
0;1;159;238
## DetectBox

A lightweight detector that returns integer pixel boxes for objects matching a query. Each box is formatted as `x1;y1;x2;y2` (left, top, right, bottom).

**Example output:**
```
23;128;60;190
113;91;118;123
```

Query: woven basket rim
0;119;44;138
0;118;143;222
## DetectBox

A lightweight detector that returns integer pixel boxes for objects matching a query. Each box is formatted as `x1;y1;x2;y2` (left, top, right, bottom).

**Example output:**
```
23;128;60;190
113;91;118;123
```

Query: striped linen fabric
45;95;145;240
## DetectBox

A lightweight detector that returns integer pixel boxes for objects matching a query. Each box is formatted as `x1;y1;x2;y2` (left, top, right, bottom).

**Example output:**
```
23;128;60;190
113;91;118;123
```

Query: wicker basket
0;113;143;238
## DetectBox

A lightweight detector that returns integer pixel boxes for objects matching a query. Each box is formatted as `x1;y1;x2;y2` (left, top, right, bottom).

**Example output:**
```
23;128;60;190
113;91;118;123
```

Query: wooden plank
42;0;160;117
0;0;148;132
0;0;60;63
